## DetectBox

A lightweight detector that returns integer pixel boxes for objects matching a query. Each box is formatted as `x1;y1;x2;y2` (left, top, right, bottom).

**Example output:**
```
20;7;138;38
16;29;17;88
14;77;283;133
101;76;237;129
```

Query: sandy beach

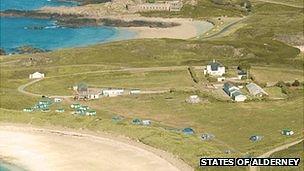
40;5;214;40
125;18;214;39
0;125;192;171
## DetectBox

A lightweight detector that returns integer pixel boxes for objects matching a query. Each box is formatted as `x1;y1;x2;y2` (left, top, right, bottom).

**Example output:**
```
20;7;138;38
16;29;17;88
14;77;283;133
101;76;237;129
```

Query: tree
240;0;252;11
292;80;300;87
238;61;251;79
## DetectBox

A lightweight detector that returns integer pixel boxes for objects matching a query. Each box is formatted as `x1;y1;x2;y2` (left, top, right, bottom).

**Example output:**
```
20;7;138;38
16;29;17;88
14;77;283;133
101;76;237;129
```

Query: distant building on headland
127;0;183;12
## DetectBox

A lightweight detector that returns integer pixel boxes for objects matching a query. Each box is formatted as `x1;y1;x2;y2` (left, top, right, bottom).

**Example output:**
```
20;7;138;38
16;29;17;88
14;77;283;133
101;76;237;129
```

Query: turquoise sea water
0;0;136;53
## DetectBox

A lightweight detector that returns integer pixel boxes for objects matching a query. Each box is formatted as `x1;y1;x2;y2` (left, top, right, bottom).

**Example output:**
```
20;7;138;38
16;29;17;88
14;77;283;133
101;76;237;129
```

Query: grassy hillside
0;1;303;170
261;141;303;171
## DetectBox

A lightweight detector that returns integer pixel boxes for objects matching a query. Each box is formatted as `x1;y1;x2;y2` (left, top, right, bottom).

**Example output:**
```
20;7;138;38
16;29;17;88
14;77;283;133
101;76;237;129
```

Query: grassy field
0;1;303;170
25;70;195;96
251;67;304;84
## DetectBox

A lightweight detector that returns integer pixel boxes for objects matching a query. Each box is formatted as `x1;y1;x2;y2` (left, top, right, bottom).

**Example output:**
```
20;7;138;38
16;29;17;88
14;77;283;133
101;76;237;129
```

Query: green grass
88;90;303;155
251;67;304;84
264;87;288;99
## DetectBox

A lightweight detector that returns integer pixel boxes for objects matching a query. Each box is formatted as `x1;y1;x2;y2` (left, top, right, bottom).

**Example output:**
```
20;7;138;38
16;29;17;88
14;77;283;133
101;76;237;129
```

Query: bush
292;80;300;87
276;81;291;95
188;66;200;83
207;77;217;82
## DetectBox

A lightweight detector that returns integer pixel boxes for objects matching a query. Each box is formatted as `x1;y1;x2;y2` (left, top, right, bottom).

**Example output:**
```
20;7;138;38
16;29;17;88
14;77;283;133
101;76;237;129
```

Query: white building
223;82;247;102
29;72;45;79
102;88;124;97
130;89;141;95
204;59;225;76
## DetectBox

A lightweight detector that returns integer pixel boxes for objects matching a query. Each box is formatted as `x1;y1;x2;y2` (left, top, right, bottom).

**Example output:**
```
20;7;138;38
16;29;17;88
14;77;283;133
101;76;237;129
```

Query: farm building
185;95;201;104
204;59;225;76
102;88;124;97
182;128;194;135
281;129;294;136
231;91;247;102
29;72;45;79
223;82;247;102
74;87;101;101
246;83;268;97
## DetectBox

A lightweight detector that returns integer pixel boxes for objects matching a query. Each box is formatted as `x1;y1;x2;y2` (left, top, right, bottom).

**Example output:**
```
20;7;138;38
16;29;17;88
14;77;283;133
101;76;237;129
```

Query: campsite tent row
223;82;247;102
71;103;96;116
23;97;56;112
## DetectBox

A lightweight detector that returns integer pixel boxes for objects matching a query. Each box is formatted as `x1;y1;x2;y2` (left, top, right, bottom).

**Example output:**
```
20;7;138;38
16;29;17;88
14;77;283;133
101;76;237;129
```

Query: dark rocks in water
0;48;6;55
14;45;49;54
56;18;99;28
0;9;83;19
100;18;180;28
1;10;180;28
75;0;111;5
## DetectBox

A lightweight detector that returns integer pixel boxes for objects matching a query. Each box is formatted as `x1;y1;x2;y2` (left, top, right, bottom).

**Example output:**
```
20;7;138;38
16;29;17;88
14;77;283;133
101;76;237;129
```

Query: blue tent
182;128;194;135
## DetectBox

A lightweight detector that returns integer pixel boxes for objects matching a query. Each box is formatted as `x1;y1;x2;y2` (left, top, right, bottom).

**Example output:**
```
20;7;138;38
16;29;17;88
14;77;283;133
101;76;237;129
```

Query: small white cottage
204;59;225;76
29;72;45;79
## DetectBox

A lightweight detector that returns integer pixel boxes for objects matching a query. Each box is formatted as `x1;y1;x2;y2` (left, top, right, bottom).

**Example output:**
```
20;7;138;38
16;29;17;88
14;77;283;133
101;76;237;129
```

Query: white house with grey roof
246;83;268;97
204;59;225;76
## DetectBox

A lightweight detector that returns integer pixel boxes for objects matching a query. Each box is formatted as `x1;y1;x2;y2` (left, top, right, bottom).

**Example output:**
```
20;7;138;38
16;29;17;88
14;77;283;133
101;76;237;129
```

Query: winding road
254;0;303;8
17;66;202;98
249;139;304;171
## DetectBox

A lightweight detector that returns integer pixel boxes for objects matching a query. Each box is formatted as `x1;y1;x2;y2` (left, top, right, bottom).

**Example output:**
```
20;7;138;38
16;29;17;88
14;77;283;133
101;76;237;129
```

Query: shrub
292;80;300;87
188;66;199;83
